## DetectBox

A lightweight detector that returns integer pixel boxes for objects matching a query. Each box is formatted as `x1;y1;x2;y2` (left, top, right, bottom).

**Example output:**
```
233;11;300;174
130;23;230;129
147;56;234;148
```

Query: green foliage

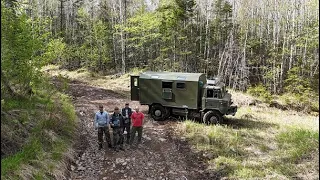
1;2;60;97
1;89;77;179
181;120;267;178
214;156;242;175
5;0;315;98
280;67;319;112
57;74;70;93
60;8;112;71
247;84;272;102
175;0;196;20
1;6;37;95
1;138;43;177
43;38;66;64
233;167;265;179
279;92;319;113
157;0;181;30
284;67;311;94
126;11;161;48
2;96;49;112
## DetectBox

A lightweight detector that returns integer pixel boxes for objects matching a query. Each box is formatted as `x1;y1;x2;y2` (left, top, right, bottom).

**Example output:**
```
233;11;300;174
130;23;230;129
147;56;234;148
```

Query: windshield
207;89;222;98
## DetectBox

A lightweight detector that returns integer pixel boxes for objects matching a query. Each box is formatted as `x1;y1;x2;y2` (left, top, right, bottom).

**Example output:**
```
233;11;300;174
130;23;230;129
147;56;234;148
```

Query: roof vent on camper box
177;76;186;80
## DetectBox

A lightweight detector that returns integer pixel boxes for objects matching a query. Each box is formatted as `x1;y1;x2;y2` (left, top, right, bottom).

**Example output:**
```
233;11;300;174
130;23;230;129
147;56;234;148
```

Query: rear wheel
150;104;166;121
203;111;223;125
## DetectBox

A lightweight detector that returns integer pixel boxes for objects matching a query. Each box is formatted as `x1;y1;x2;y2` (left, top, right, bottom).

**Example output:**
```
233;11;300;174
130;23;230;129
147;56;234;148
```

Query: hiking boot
108;144;113;148
120;147;125;151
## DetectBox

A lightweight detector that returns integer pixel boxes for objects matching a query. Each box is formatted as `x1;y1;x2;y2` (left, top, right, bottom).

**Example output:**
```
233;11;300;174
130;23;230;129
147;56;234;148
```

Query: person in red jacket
130;106;145;146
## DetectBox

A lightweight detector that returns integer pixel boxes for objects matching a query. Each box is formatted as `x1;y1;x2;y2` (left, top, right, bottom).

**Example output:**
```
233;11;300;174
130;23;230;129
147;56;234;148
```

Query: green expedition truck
130;71;237;124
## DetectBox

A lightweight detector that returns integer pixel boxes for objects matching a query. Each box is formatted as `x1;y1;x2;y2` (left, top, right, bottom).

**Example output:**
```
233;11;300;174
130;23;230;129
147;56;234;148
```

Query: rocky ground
56;79;216;180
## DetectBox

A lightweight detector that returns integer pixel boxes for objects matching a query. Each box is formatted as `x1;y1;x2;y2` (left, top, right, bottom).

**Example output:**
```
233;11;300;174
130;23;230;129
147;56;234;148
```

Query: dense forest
1;0;319;179
1;0;319;102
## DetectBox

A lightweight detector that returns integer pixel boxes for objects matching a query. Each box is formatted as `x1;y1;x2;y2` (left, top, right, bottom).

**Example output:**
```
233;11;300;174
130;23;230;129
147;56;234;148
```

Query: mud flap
200;111;204;121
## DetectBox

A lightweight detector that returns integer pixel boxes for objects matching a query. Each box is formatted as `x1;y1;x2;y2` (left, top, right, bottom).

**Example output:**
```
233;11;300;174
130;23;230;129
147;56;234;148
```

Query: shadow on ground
223;116;279;130
159;114;279;131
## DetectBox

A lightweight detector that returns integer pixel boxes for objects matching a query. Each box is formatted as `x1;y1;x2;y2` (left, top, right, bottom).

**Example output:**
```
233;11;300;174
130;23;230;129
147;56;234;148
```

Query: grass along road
176;106;319;179
1;80;78;179
44;65;319;179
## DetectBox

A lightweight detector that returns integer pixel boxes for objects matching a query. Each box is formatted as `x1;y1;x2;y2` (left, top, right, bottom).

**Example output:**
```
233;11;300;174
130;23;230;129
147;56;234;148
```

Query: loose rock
116;158;125;164
78;166;85;171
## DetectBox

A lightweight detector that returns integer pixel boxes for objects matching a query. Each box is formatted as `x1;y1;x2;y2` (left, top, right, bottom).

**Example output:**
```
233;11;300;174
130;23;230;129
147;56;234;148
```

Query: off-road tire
203;111;223;125
150;104;166;121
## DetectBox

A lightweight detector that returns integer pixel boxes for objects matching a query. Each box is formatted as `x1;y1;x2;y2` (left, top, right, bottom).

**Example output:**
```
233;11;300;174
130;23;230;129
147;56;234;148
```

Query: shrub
279;92;319;113
247;84;272;103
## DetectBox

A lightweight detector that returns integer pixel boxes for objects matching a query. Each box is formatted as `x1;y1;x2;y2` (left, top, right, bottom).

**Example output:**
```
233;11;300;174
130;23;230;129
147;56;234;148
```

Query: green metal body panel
137;71;207;109
202;92;232;114
131;71;237;117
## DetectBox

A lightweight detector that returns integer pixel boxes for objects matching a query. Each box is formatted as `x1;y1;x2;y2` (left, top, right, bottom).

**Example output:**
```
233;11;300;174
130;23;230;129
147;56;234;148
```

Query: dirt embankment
56;79;216;180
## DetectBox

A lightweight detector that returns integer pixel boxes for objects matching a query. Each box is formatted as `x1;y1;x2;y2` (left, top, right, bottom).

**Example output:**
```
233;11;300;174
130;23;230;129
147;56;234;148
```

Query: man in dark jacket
110;106;125;152
121;103;132;144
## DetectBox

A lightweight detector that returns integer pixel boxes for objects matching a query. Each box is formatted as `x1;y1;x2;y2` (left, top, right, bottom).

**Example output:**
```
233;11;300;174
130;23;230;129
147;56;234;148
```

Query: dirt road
59;80;216;180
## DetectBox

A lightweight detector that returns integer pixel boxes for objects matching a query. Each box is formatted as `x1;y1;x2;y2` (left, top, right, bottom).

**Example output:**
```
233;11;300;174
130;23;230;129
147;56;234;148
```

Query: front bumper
226;105;237;116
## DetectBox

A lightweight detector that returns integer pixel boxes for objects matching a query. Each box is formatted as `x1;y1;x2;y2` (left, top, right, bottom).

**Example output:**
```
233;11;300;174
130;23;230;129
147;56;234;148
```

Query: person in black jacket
121;103;132;144
110;106;125;152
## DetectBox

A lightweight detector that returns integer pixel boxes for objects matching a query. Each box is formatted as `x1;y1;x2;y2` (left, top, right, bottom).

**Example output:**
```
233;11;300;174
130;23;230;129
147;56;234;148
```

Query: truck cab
201;78;237;124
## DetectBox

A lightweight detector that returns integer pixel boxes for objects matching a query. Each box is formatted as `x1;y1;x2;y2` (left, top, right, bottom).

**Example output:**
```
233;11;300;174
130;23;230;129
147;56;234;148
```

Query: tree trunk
289;0;295;70
1;70;17;98
119;0;126;74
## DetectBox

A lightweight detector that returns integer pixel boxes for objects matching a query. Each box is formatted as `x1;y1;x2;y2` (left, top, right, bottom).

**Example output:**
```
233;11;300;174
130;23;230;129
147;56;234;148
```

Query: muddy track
56;79;215;180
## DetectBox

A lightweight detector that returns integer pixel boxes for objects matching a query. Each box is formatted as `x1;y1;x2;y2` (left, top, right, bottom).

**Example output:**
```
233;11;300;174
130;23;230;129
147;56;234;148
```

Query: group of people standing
94;103;145;152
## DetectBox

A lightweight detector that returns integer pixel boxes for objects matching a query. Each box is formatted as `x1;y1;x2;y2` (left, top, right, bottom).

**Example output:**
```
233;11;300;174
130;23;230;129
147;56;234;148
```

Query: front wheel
203;111;223;125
